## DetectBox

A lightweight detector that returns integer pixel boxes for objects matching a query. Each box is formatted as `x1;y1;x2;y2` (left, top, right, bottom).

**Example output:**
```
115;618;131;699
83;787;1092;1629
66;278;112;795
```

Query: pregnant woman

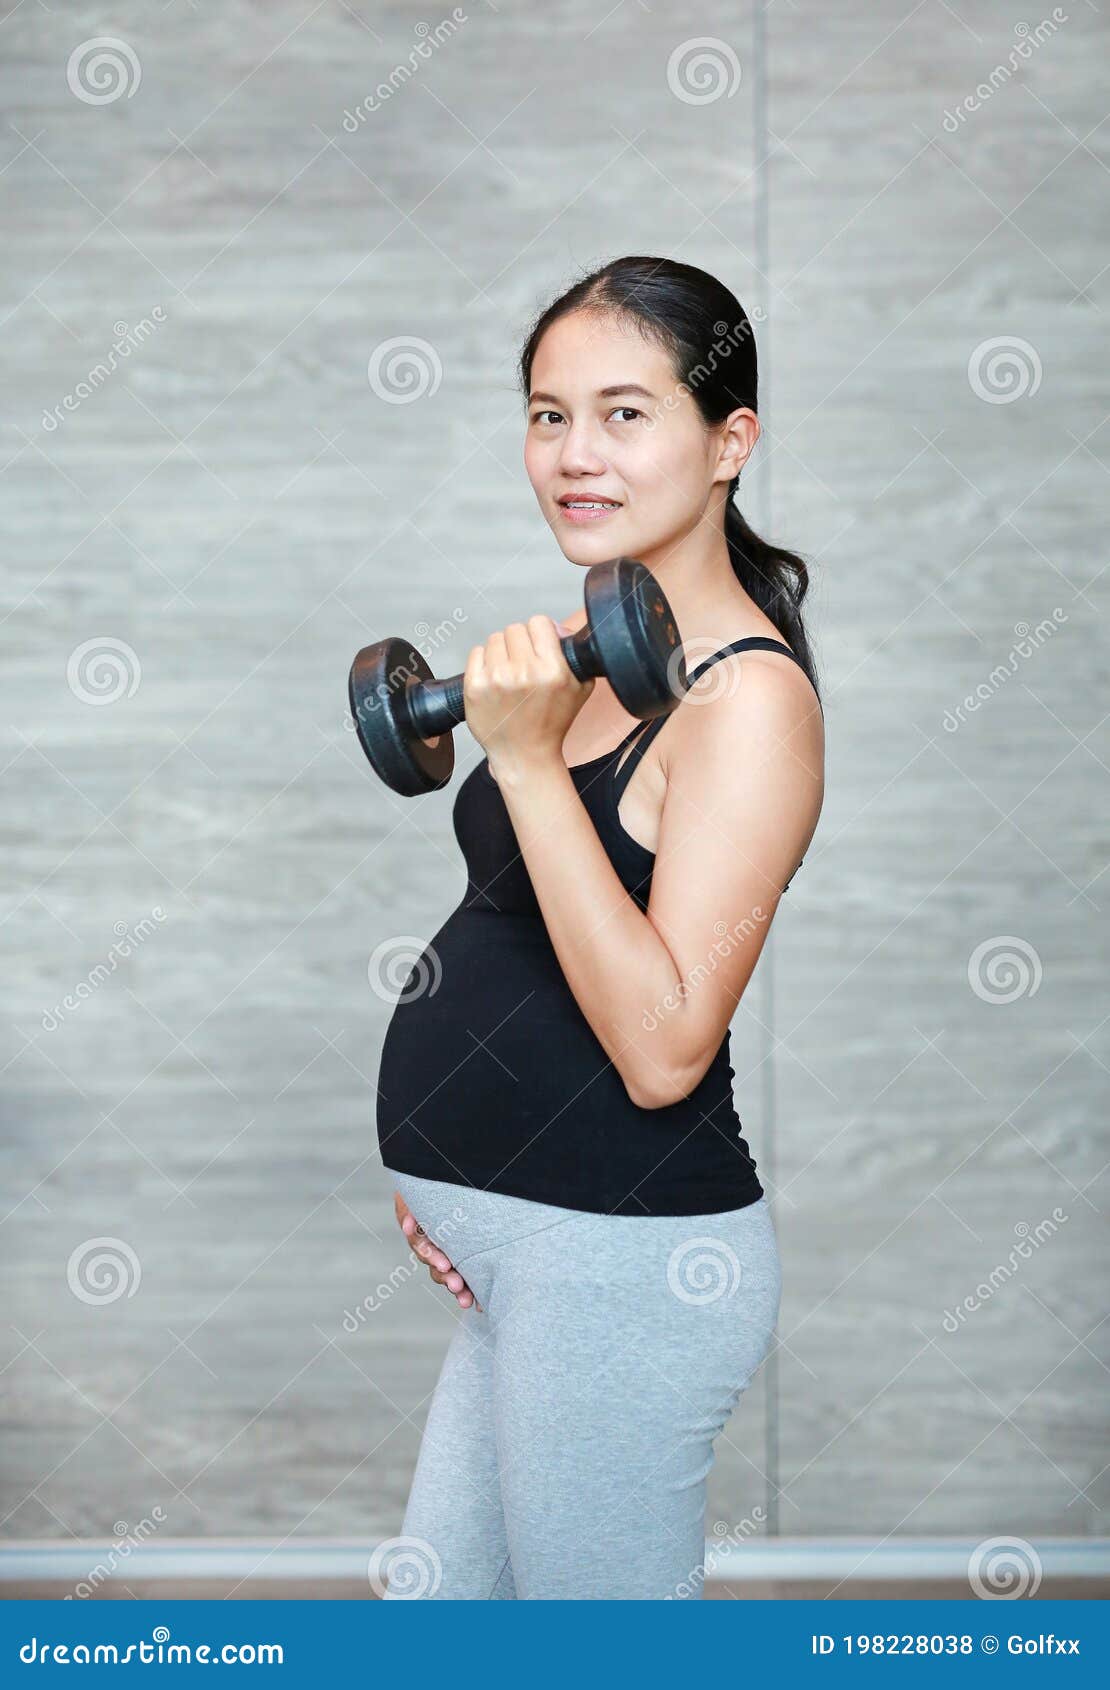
375;255;825;1600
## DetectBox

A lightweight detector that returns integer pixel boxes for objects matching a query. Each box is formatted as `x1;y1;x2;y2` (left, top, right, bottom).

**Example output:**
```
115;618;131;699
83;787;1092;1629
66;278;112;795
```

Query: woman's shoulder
683;623;813;699
669;629;824;781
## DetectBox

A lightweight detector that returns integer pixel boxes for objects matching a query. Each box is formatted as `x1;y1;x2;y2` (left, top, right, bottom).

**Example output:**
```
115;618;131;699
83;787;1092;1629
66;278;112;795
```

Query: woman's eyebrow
529;383;658;405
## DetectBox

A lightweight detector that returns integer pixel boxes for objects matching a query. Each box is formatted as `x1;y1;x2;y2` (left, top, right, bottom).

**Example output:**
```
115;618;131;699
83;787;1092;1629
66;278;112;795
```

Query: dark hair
518;255;820;702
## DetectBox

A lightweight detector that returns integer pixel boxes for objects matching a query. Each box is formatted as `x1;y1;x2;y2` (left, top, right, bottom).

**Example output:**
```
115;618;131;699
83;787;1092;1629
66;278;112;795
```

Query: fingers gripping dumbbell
347;557;687;796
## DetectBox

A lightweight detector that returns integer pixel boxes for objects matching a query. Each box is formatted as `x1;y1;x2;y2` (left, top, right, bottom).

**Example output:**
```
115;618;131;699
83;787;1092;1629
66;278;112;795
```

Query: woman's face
523;308;748;574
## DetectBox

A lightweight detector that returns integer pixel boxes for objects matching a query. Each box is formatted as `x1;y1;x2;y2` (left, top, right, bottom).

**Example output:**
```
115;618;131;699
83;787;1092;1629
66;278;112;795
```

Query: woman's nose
557;426;608;476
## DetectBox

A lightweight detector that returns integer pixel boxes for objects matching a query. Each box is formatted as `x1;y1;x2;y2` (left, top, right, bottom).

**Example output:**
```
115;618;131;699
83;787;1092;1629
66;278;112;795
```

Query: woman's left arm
477;619;824;1109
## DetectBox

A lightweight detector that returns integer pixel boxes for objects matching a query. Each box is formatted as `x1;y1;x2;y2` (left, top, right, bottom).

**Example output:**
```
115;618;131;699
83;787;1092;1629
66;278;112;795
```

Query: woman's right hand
394;1191;481;1311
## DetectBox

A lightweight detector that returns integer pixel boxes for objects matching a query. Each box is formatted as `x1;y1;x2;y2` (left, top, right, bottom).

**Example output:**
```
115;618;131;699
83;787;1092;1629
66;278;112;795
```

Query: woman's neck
631;532;759;653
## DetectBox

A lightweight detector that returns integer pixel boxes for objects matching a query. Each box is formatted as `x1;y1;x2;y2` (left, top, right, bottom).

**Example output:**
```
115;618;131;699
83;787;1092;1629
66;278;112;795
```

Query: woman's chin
555;527;633;566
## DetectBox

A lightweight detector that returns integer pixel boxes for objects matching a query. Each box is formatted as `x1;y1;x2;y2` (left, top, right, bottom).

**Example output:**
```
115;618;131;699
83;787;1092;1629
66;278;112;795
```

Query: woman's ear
717;406;761;482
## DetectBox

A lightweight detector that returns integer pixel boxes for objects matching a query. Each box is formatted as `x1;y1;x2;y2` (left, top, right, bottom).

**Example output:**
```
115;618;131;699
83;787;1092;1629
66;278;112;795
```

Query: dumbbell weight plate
348;637;455;796
583;557;687;717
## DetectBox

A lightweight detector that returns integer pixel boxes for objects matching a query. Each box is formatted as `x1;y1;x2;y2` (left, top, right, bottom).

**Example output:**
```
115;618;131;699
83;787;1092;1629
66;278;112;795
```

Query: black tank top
376;637;816;1217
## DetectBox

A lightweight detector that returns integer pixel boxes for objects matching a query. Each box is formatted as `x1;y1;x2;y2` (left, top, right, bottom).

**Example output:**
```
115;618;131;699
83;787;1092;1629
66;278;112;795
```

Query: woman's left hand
394;1191;480;1311
463;615;594;777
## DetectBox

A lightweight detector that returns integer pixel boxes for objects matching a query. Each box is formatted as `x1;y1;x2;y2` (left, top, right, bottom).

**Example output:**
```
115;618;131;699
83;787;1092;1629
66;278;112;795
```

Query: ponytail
724;494;821;704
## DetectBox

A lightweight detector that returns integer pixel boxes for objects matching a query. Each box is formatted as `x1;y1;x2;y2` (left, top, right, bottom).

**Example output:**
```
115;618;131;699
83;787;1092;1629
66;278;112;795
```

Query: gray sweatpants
380;1171;781;1601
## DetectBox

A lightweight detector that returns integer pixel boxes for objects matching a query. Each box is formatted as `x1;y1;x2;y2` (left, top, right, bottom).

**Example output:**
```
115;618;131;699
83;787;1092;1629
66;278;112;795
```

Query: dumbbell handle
406;629;597;741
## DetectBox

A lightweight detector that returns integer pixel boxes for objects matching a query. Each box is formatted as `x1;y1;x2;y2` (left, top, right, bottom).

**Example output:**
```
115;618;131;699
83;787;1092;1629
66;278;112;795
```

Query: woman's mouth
556;498;621;525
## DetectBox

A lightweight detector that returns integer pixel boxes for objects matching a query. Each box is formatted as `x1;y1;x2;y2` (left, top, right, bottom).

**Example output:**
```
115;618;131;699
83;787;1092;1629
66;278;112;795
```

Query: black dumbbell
348;557;687;795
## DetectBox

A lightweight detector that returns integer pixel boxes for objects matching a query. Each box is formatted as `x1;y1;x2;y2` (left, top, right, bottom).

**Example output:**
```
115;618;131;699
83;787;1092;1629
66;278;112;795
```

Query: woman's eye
531;406;642;426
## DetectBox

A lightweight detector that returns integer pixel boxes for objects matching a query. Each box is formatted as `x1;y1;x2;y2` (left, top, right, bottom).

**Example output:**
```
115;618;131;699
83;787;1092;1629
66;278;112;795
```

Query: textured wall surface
2;0;1106;1574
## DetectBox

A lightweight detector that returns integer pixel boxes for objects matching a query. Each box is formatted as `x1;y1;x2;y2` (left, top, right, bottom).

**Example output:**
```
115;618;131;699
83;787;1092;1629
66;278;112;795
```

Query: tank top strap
687;635;808;685
611;715;670;804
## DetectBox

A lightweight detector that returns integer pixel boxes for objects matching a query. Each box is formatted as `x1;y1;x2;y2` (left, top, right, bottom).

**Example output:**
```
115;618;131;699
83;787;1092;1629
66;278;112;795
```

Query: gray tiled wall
2;0;1106;1558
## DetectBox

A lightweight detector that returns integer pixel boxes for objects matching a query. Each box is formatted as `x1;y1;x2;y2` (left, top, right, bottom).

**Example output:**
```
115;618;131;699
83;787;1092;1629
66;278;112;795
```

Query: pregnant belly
374;907;749;1209
376;909;613;1156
